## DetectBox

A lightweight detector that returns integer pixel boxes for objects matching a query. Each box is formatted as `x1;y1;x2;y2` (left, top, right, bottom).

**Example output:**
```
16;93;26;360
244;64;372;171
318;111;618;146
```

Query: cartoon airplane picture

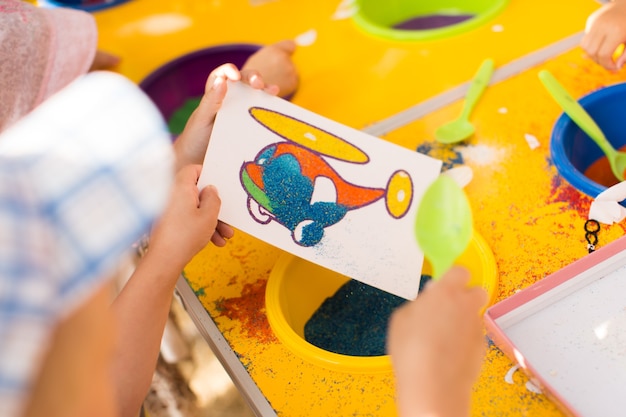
239;107;414;247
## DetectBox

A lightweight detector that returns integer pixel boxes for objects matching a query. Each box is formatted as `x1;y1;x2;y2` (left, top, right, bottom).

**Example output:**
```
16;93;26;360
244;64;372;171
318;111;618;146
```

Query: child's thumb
198;185;221;217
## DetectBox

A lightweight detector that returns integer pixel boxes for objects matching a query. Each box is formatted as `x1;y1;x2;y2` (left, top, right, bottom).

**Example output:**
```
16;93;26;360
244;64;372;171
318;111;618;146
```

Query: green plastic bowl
353;0;510;41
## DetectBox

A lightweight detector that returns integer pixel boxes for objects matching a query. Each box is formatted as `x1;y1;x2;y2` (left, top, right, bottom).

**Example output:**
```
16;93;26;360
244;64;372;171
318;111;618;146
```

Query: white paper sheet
199;82;442;299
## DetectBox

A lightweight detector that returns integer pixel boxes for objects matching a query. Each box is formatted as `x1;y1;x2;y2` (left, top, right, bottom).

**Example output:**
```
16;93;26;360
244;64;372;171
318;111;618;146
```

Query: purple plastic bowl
139;44;261;122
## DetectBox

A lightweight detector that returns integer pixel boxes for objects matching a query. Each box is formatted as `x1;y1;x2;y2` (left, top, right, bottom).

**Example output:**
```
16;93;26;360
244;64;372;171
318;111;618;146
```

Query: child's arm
110;55;295;415
387;267;487;417
110;165;231;417
581;0;626;71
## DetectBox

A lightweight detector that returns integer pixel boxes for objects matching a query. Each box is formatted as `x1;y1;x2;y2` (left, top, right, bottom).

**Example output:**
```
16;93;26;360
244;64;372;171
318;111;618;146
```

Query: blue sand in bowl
304;276;431;356
393;14;474;30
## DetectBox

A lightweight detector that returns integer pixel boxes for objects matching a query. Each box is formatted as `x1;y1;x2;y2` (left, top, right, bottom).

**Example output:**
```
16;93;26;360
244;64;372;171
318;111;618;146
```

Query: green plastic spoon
435;58;495;144
539;69;626;182
415;175;473;280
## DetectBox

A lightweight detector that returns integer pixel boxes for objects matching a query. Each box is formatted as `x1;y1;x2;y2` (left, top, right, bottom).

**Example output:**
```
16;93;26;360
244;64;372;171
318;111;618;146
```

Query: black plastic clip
584;219;600;253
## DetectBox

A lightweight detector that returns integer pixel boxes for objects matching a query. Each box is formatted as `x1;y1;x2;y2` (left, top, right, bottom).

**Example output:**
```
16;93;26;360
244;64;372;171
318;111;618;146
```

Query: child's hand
581;0;626;71
148;165;234;271
387;267;487;417
89;50;121;71
174;63;278;169
242;40;299;98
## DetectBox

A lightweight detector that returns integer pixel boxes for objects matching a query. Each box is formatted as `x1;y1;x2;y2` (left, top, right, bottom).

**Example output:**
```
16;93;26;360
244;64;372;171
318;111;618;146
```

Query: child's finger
216;221;234;240
204;63;241;92
211;220;233;247
597;35;621;70
198;184;221;218
467;286;489;311
197;74;227;113
616;50;626;69
438;266;472;289
175;164;202;184
442;267;488;309
240;69;266;90
582;33;604;63
89;50;121;71
211;230;227;247
264;84;281;96
274;39;297;54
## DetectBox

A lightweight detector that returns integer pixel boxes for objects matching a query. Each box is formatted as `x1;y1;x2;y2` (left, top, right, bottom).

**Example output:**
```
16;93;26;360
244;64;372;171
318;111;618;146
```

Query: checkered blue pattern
0;71;174;417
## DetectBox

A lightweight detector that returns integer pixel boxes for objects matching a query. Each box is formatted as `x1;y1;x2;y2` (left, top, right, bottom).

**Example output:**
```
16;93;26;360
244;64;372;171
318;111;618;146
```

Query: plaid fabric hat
0;71;174;417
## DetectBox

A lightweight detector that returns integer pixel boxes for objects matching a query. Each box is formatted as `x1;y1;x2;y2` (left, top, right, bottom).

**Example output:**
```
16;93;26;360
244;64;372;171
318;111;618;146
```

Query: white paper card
199;82;442;299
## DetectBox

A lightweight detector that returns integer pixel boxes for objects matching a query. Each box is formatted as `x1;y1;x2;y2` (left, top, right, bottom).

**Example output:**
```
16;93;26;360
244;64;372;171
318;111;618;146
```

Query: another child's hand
148;165;234;272
174;63;277;169
89;50;121;71
242;40;299;98
387;267;487;417
581;0;626;71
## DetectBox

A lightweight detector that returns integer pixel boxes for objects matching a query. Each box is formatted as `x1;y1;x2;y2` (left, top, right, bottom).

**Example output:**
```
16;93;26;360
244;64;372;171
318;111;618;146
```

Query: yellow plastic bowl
265;231;498;373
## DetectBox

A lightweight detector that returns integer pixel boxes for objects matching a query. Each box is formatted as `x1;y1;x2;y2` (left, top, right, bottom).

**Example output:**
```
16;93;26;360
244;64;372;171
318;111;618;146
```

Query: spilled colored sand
304;277;431;356
393;14;474;30
168;97;201;135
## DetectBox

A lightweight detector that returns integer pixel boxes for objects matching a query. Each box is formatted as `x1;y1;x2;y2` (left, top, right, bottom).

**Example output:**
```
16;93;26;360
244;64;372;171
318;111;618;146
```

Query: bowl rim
352;0;510;41
550;82;626;199
266;254;392;374
265;231;497;373
139;43;262;92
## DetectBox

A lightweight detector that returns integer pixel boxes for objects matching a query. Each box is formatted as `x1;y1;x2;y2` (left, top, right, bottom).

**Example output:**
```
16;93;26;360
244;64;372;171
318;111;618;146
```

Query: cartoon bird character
240;107;413;247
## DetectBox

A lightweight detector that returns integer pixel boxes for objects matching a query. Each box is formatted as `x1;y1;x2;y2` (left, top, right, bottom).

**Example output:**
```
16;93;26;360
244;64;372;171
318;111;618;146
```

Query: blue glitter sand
261;150;348;246
304;276;432;356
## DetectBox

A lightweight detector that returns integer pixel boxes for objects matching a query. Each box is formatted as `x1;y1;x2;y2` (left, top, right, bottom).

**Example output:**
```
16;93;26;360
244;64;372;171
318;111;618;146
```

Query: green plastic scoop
435;58;495;144
415;175;473;280
539;70;626;182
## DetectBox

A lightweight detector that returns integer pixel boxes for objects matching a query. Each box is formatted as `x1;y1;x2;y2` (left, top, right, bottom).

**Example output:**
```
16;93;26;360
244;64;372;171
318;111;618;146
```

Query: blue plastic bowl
550;82;626;200
38;0;131;12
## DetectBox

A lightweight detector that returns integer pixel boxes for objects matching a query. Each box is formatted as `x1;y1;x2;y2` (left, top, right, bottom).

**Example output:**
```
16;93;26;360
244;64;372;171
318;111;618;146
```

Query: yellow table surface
96;0;598;128
91;0;626;415
381;46;626;416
